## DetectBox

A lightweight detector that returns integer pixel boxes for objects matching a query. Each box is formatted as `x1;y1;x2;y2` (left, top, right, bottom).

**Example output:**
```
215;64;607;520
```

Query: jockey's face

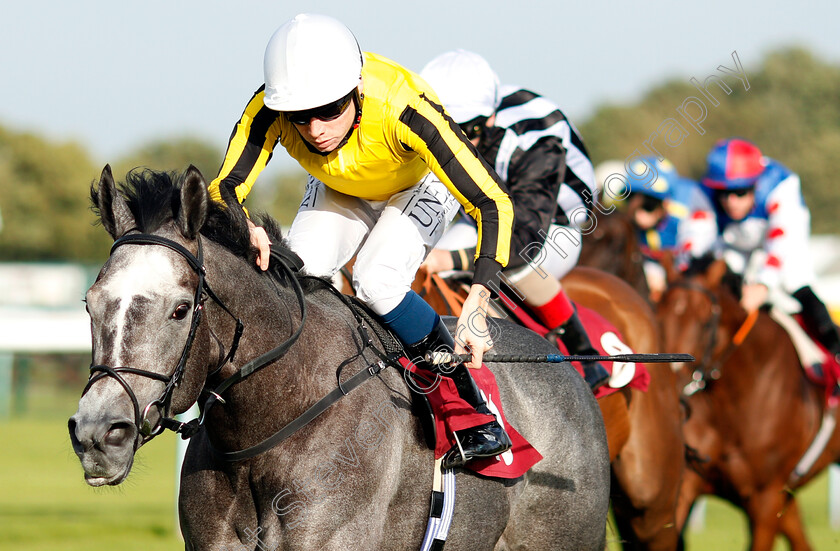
629;194;665;230
289;87;359;153
459;114;495;147
716;188;756;221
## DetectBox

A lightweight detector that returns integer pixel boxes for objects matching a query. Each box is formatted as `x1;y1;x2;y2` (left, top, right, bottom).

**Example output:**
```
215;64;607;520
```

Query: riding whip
425;351;695;366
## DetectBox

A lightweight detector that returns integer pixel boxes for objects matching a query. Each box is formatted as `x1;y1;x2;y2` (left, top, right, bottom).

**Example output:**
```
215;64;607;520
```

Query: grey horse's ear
96;164;136;240
178;165;209;239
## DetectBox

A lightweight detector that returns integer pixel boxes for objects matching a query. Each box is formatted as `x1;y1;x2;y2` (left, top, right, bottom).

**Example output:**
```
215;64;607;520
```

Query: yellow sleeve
396;92;514;285
208;86;283;211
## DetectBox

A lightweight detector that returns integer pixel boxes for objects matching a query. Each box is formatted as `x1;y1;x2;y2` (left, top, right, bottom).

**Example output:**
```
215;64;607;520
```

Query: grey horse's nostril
68;418;79;441
68;417;86;453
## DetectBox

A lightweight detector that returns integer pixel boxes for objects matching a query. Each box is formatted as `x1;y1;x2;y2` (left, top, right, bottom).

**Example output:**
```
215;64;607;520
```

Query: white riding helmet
420;49;500;124
263;13;363;112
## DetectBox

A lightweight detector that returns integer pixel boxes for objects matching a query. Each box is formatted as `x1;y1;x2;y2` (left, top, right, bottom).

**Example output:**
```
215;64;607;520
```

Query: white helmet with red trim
263;13;363;112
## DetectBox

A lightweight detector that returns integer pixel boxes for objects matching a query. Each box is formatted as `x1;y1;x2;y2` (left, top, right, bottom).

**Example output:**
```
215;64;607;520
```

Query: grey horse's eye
172;303;191;320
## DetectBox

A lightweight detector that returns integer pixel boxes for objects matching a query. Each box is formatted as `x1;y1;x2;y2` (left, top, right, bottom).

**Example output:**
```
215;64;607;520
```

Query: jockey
208;14;513;468
419;49;609;391
699;137;840;368
623;156;716;298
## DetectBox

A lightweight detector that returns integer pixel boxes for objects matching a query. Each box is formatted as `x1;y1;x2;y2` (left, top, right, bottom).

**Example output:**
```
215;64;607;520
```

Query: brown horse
658;258;840;551
411;265;686;551
578;208;650;300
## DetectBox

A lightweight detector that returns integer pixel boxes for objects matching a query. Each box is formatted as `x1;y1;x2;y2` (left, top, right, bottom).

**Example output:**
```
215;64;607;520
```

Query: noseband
82;233;244;447
671;280;760;396
668;281;722;396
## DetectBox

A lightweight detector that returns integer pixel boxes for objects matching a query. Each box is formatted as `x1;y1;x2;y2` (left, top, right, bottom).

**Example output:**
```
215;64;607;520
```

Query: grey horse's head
69;164;218;486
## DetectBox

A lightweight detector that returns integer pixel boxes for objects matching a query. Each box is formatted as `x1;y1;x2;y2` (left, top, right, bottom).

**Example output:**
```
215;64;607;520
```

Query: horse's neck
716;292;803;390
200;247;391;450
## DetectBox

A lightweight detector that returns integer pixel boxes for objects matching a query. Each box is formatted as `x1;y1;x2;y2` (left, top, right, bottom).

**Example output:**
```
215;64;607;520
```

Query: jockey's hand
421;248;454;274
454;284;494;369
741;283;768;313
247;219;272;271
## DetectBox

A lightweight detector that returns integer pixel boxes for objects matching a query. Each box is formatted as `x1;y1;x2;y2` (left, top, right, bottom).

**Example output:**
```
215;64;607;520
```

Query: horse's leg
673;467;707;534
745;487;788;551
610;379;684;550
179;436;255;550
777;496;813;551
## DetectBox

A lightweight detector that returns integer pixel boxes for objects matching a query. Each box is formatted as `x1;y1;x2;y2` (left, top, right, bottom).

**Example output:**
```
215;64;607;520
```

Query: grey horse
69;165;610;550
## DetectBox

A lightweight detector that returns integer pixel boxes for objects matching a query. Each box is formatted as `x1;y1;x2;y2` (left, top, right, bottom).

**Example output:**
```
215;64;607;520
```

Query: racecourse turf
2;390;839;550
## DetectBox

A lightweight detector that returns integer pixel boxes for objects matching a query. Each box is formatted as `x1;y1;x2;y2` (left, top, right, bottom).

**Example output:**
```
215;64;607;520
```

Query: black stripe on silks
399;98;504;261
498;88;540;110
415;95;506;192
569;127;591;158
430;539;446;551
225;90;281;190
429;490;444;518
509;109;567;137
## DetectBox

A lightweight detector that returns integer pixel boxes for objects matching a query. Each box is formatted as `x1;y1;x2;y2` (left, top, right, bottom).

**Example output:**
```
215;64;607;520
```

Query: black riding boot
793;287;840;396
548;307;610;391
405;319;512;469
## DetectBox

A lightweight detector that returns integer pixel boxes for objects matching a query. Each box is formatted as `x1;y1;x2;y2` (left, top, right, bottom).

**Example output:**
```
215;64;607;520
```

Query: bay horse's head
656;255;744;380
69;164;250;486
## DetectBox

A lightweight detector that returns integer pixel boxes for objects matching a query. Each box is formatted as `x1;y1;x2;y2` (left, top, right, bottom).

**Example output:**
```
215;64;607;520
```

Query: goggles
637;195;665;212
714;186;755;200
284;90;355;125
459;116;489;141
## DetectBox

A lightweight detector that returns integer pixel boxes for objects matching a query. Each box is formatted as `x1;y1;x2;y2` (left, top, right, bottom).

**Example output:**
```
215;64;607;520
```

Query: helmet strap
333;89;363;151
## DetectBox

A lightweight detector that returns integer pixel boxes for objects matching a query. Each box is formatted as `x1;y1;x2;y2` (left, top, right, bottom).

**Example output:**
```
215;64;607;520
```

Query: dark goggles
459;116;489;141
636;194;664;213
714;186;755;200
283;90;355;125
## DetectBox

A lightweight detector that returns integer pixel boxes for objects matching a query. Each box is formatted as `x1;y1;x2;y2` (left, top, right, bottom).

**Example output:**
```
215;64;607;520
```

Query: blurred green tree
580;47;840;234
112;136;221;183
0;129;110;262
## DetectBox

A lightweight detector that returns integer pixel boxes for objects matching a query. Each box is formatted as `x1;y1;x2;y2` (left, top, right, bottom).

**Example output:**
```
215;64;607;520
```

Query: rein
205;273;401;462
84;231;398;460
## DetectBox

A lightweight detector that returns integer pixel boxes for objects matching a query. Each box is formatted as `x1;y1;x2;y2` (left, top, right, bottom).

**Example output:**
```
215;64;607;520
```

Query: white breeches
286;174;459;315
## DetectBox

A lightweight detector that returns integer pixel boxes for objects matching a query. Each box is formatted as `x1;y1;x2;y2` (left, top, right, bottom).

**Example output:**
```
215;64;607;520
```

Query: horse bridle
81;230;389;461
82;233;245;447
667;281;722;396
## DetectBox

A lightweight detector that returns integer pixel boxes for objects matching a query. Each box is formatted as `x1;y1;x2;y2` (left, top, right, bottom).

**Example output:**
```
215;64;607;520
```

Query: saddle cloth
400;357;543;479
770;307;840;406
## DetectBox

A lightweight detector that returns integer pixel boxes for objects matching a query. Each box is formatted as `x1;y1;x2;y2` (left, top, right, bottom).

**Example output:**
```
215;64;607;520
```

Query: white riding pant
286;174;459;315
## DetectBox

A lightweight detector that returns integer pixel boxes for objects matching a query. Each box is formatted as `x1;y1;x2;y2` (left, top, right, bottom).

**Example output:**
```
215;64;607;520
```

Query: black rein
83;232;393;462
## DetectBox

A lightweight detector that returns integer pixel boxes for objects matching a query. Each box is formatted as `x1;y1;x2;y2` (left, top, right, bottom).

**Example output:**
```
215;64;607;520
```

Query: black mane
90;167;285;264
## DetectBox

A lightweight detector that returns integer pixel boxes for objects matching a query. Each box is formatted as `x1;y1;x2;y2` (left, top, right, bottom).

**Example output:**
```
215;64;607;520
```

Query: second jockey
698;138;840;377
419;49;609;390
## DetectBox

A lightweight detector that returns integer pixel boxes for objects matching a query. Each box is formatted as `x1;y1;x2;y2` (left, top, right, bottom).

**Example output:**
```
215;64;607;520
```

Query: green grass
2;389;840;550
0;393;182;551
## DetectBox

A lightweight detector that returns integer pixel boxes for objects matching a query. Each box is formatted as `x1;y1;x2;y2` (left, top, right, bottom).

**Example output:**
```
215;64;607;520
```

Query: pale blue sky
1;0;838;170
